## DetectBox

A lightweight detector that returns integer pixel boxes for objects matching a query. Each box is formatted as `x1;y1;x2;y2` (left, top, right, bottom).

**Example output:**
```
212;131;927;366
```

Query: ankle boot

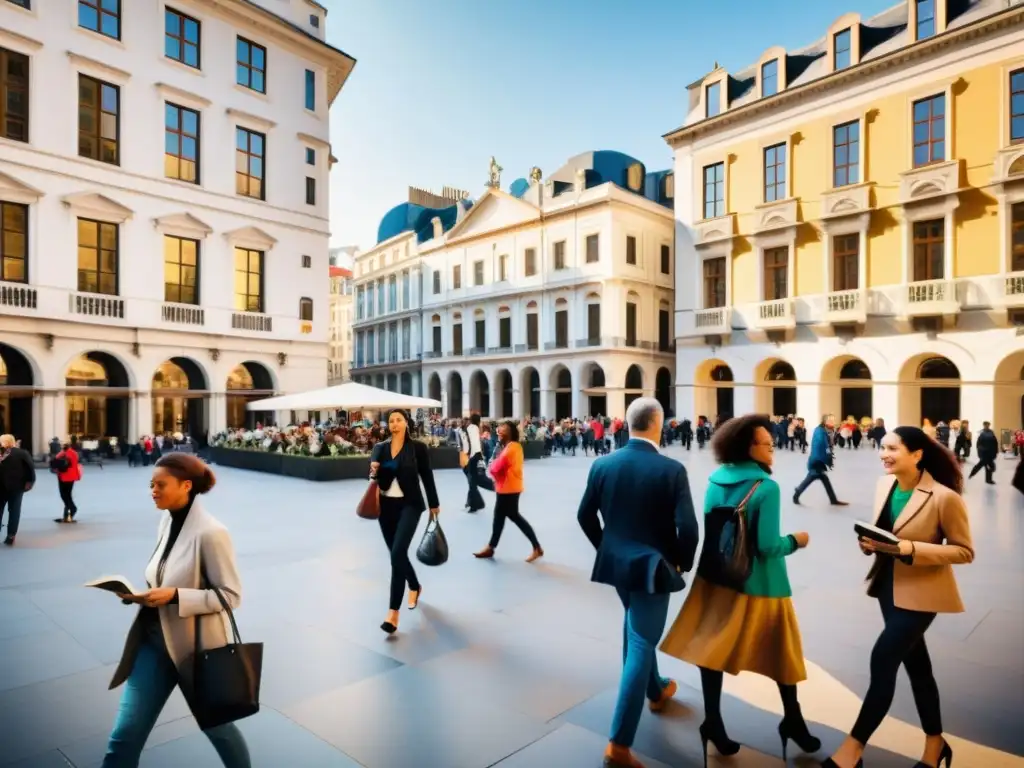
778;706;822;760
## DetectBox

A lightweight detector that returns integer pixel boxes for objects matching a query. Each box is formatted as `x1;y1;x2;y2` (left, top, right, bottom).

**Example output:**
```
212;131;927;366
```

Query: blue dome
546;150;672;208
376;198;472;245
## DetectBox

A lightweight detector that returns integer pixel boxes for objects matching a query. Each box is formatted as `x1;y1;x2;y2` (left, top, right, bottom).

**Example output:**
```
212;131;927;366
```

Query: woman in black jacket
370;409;440;635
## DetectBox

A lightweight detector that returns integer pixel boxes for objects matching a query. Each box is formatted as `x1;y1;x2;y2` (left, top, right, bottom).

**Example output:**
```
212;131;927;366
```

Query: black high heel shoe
820;759;862;767
914;739;953;768
698;721;740;768
778;712;822;760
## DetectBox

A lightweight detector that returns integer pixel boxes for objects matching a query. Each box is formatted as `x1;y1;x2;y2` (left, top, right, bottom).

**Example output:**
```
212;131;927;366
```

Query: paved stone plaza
0;446;1022;768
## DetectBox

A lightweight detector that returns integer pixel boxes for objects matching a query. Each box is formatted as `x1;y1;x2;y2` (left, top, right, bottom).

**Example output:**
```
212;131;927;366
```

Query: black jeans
58;481;78;518
489;493;540;550
0;490;24;538
969;458;995;483
378;496;422;611
793;468;838;503
464;453;491;511
851;570;941;745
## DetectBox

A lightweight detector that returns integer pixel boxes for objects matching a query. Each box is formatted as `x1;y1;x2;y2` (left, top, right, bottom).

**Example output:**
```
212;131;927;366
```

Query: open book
84;575;138;595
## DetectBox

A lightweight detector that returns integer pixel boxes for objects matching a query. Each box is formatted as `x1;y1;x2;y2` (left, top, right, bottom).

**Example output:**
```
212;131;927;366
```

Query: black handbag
186;570;263;731
416;513;449;566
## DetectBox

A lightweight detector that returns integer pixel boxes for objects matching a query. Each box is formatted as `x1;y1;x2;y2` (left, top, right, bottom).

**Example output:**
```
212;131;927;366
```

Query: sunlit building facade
328;265;353;384
669;0;1024;435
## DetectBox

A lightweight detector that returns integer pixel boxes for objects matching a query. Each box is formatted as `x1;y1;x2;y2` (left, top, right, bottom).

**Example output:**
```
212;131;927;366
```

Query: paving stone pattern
0;445;1022;767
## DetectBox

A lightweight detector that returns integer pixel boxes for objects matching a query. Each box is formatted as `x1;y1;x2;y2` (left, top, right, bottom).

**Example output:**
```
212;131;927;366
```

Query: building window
388;275;397;311
555;307;568;348
452;323;463;355
305;177;316;205
525;247;537;276
763;143;786;203
163;235;199;304
1011;69;1024;143
0;202;27;283
916;0;936;40
164;103;199;183
499;254;508;281
234;247;263;312
585;234;599;263
78;75;119;165
452;264;461;289
554;241;566;270
473;260;484;286
0;47;28;143
306;147;316;165
165;8;200;69
432;325;442;352
660;244;671;275
912;219;944;281
761;58;778;97
77;219;118;295
587;303;600;342
526;313;538;349
832;234;859;291
305;69;315;111
703;256;726;308
763;246;788;300
6;0;31;7
625;302;637;347
474;318;485;349
301;254;311;268
309;14;320;29
832;120;859;187
432;271;440;294
626;235;637;265
78;0;120;40
236;127;265;200
703;162;724;218
402;270;410;306
833;28;852;70
236;37;266;93
1013;203;1024;272
705;81;721;118
499;316;511;348
299;297;313;321
912;94;945;167
659;308;670;351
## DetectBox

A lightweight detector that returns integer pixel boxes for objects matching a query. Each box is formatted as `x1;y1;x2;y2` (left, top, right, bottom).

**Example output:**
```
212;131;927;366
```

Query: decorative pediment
226;108;276;131
445;188;539;243
693;213;736;247
62;192;133;223
753;197;799;235
820;182;873;232
993;146;1024;191
154;213;213;239
155;82;210;109
899;159;961;206
224;226;276;250
0;171;44;205
0;27;43;52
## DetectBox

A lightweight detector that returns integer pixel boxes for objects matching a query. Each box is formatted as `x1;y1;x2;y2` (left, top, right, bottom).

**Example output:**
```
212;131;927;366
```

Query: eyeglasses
753;441;775;449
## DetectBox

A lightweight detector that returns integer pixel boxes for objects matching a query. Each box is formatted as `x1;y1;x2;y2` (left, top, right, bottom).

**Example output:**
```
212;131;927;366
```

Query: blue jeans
610;589;671;747
103;635;251;767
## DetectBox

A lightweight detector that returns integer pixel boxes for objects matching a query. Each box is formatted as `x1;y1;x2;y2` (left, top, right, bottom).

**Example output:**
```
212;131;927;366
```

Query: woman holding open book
102;453;250;767
823;426;974;768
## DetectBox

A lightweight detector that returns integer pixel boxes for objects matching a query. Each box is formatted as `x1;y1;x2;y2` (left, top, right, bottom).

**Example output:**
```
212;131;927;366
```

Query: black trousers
464;453;491;511
793;469;838;503
378;496;422;611
488;493;540;550
58;481;78;518
0;490;24;538
851;570;942;744
968;458;995;482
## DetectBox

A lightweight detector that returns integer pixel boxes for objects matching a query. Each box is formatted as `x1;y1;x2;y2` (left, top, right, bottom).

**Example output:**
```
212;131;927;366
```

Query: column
210;393;228;434
733;385;755;416
962;383;995;436
608;389;626;420
38;392;55;452
135;392;153;440
571;385;585;419
675;385;695;421
796;383;821;424
542;388;555;418
872;383;899;432
52;392;66;442
511;386;522;419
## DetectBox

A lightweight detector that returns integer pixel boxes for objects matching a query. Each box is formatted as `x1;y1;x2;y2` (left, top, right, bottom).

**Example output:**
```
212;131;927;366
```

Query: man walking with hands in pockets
577;398;700;768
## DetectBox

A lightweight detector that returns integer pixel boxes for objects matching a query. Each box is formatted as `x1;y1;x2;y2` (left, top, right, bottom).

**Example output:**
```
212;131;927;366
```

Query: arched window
918;357;960;379
299;297;313;321
839;359;871;380
765;361;796;381
711;364;734;382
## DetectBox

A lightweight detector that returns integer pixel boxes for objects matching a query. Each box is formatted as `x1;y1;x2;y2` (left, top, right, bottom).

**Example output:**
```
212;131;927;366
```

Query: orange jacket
489;441;523;494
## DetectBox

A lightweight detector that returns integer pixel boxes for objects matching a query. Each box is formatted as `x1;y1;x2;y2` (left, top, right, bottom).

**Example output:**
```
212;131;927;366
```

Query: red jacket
57;448;82;483
591;420;604;440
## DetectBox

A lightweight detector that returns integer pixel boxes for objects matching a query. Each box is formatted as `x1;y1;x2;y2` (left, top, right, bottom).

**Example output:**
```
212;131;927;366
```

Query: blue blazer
807;424;832;471
576;439;699;593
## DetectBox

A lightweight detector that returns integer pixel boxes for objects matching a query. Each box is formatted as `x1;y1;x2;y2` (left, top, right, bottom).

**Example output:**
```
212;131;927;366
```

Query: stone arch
820;355;873;423
0;342;38;452
579;360;607;417
694;358;734;422
469;369;490;415
493;368;513;418
152;356;209;437
624;363;644;411
226;361;276;429
427;372;442;402
448;371;463;416
548;363;572;419
993;349;1024;434
753;357;796;416
520;366;540;418
65;351;132;441
898;354;961;427
655;367;673;417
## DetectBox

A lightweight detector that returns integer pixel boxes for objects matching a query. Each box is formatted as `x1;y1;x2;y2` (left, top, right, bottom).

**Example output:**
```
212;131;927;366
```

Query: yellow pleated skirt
659;576;807;686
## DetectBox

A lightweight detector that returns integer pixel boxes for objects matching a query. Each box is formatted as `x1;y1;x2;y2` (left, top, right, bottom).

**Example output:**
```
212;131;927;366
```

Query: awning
246;381;442;412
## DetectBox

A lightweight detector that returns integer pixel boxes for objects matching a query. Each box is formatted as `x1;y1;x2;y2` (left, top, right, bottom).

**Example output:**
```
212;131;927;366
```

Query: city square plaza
0;445;1021;768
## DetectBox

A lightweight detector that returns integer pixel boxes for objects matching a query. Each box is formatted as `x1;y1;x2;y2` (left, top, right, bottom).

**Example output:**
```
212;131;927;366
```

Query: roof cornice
663;6;1023;147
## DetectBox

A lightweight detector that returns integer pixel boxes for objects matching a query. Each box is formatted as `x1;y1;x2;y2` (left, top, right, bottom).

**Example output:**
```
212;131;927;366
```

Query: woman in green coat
660;414;821;766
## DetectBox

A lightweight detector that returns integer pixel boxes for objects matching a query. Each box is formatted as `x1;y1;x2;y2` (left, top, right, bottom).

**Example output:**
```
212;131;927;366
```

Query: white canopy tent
245;381;442;412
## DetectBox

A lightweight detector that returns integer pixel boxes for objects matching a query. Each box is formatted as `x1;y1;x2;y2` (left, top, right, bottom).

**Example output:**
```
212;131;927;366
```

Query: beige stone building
328;266;353;384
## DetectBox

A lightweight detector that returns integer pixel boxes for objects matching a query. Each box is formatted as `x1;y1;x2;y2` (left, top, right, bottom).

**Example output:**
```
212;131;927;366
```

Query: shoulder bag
358;445;383;519
416;512;449;566
186;566;263;731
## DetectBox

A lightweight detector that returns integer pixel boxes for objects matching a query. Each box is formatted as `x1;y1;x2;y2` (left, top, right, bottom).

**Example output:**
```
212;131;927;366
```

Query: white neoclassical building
0;0;354;453
418;152;677;420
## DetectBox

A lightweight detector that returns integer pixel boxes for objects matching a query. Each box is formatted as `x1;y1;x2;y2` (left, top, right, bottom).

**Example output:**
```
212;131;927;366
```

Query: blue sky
325;0;895;250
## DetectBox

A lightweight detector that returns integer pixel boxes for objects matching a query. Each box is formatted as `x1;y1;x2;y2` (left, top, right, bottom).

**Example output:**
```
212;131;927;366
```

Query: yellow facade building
668;0;1024;435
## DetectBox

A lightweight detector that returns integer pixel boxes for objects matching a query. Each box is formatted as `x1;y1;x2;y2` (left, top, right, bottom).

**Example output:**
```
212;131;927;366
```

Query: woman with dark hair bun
823;426;973;768
102;453;251;766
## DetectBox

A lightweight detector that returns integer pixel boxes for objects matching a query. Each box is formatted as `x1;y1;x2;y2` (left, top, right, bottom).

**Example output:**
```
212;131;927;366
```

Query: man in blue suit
577;398;699;768
793;415;848;506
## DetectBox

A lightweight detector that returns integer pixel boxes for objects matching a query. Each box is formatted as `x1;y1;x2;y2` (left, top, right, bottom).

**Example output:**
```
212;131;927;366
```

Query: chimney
575;168;587;193
431;216;443;239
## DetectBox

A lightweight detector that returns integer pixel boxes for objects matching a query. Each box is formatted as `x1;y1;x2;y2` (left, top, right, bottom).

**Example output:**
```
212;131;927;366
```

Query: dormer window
833;29;852;70
705;82;721;118
309;14;320;29
916;0;936;40
761;59;779;97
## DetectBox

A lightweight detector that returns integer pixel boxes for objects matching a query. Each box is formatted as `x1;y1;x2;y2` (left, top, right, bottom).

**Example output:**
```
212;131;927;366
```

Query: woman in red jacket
54;443;82;523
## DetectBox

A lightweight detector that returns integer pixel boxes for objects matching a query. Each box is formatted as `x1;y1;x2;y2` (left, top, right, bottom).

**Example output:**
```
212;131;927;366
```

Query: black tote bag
416;513;449;566
186;573;263;731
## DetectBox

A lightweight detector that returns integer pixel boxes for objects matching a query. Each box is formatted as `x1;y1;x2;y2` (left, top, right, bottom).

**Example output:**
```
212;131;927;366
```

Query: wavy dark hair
892;426;963;494
500;419;520;443
710;414;774;467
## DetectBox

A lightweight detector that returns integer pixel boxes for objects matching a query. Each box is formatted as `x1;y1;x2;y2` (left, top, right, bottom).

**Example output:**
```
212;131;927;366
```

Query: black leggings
488;493;540;550
379;497;422;611
700;667;803;724
59;481;78;517
851;572;941;744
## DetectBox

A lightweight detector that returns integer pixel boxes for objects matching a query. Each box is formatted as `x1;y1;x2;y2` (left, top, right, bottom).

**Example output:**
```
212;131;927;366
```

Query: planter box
209;445;461;480
427;446;461;470
522;440;546;461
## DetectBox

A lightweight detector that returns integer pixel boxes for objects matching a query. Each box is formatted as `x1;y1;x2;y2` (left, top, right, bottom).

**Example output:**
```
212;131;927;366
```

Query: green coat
704;462;797;598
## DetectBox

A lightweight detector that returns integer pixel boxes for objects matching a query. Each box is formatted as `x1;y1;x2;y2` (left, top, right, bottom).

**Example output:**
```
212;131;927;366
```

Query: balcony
574;338;602;348
423;350;443;359
544;341;570;351
0;282;37;312
693;307;731;335
231;312;273;332
752;298;795;331
824;289;867;324
904;279;959;318
162;303;205;326
69;292;124;320
468;346;487;356
999;272;1024;308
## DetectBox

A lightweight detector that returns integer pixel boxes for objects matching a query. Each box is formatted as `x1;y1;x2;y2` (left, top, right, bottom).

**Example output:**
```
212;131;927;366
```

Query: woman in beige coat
102;454;251;767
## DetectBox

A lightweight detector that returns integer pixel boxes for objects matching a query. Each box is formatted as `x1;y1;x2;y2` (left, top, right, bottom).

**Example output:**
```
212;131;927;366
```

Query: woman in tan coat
103;454;250;767
823;426;973;768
